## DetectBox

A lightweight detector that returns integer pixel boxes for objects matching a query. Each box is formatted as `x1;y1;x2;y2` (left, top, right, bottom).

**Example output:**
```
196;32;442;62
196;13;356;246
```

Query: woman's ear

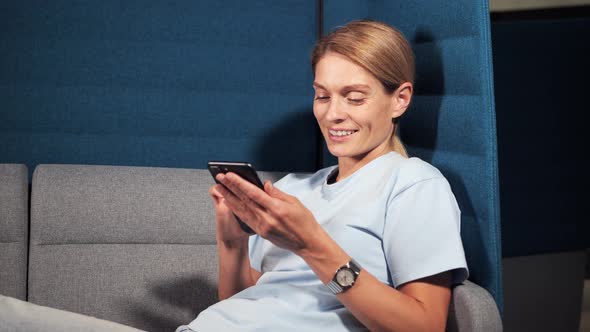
391;82;413;119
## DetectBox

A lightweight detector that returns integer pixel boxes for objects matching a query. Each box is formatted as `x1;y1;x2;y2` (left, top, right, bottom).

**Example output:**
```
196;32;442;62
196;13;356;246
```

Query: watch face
336;268;355;287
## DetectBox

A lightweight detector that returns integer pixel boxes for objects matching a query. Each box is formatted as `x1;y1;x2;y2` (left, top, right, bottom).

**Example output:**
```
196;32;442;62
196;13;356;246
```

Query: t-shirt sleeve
248;235;263;272
382;177;469;287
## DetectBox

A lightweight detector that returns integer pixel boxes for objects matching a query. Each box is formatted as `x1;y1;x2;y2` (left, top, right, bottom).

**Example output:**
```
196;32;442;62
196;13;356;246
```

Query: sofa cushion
0;164;28;300
29;164;284;331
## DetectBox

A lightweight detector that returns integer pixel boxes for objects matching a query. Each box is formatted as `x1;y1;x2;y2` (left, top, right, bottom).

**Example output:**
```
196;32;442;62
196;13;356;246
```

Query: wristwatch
326;258;362;294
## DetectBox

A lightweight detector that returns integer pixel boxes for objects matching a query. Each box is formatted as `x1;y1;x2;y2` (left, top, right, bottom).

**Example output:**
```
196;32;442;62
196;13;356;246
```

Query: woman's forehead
314;53;380;90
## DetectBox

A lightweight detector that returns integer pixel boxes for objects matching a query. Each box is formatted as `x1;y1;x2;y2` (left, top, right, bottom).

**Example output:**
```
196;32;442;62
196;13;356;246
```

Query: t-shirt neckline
321;151;400;198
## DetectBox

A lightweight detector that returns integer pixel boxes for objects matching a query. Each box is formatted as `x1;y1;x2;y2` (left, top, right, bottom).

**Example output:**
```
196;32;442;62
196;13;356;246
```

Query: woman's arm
215;173;452;331
217;239;262;300
209;185;263;300
299;232;451;332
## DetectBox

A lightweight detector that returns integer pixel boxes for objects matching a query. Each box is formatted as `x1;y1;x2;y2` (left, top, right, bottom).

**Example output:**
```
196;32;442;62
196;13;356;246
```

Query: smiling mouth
329;129;358;137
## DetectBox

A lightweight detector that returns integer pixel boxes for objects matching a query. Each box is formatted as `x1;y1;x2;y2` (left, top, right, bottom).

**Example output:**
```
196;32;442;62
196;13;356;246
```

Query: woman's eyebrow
312;82;326;89
341;84;371;93
312;82;371;92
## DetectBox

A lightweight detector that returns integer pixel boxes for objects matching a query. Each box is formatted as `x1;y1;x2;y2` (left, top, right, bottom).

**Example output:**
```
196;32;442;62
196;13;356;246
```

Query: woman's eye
315;96;330;102
347;98;365;105
346;92;366;105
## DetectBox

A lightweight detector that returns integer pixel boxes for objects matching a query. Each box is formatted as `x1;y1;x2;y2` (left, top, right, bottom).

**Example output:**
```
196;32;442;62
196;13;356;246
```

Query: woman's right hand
209;184;250;245
210;183;261;299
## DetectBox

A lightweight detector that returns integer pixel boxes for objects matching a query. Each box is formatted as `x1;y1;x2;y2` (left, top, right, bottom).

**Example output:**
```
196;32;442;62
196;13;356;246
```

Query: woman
180;20;468;332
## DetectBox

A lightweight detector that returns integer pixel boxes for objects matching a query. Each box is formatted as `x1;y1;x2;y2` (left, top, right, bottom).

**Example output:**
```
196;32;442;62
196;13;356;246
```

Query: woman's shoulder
394;156;444;181
382;154;449;194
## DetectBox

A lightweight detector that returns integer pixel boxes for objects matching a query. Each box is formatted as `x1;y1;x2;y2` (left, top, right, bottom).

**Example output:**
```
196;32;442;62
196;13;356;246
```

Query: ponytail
390;120;408;158
391;133;408;158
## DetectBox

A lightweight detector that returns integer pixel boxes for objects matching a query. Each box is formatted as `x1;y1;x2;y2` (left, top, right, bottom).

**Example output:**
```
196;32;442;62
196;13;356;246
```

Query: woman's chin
326;146;354;158
326;142;375;160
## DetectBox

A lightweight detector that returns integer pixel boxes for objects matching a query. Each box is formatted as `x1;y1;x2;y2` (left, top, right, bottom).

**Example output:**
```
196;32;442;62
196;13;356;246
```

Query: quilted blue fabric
0;1;319;174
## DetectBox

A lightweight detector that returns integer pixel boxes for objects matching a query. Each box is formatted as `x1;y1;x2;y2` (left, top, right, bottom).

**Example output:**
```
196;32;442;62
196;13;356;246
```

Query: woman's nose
325;99;346;122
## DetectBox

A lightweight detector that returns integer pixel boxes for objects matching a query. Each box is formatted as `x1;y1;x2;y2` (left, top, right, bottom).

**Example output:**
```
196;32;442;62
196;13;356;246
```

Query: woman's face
313;52;403;161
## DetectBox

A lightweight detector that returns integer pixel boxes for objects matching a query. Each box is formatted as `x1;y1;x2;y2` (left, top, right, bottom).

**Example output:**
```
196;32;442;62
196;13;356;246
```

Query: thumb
209;185;226;205
264;180;290;201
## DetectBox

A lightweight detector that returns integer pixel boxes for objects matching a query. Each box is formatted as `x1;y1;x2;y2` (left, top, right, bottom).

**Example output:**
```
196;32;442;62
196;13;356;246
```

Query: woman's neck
335;146;392;182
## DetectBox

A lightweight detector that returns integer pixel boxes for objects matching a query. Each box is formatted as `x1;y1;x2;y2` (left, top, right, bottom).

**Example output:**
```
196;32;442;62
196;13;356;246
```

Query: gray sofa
0;164;28;301
0;163;502;331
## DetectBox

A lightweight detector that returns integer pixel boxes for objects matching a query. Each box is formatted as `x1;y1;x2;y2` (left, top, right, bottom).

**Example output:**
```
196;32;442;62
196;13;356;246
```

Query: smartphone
207;161;264;235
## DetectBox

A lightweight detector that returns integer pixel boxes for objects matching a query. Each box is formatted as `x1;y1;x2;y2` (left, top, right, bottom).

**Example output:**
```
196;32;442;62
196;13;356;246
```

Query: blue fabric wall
0;1;319;175
323;0;503;311
492;17;590;257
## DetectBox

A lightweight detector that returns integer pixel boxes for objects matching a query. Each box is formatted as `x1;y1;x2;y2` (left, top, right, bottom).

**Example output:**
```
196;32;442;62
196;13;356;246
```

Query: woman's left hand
214;172;323;255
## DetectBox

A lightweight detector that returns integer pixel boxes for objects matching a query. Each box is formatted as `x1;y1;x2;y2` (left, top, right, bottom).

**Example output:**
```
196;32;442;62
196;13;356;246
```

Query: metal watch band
327;279;344;293
326;258;362;294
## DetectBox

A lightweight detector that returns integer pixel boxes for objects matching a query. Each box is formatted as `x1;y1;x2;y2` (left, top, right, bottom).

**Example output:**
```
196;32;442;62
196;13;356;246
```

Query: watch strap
327;279;344;294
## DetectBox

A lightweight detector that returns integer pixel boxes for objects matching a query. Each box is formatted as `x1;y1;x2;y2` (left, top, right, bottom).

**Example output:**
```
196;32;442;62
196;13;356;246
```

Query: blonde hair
311;20;415;158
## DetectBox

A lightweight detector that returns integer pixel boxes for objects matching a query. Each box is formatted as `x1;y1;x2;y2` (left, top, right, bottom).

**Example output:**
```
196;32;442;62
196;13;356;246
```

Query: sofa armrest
0;164;28;301
447;280;502;332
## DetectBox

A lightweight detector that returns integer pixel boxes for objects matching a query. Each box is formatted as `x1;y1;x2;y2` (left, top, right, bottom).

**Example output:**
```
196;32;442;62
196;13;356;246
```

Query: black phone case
208;161;263;235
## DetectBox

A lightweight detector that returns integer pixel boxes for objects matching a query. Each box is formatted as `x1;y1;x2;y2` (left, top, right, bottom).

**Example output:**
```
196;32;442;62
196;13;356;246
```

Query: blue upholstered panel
0;1;319;174
323;0;503;312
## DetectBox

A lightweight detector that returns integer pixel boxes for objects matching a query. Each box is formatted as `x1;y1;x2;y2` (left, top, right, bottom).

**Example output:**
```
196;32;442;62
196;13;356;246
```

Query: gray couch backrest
24;164;500;332
0;164;28;301
28;164;284;332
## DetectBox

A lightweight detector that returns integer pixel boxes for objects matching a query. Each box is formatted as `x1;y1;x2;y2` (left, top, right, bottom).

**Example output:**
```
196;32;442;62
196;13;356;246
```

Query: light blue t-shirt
188;152;468;331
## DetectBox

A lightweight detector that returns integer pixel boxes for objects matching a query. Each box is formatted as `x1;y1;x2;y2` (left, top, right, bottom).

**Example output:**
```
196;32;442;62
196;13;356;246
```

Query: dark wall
492;9;590;257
